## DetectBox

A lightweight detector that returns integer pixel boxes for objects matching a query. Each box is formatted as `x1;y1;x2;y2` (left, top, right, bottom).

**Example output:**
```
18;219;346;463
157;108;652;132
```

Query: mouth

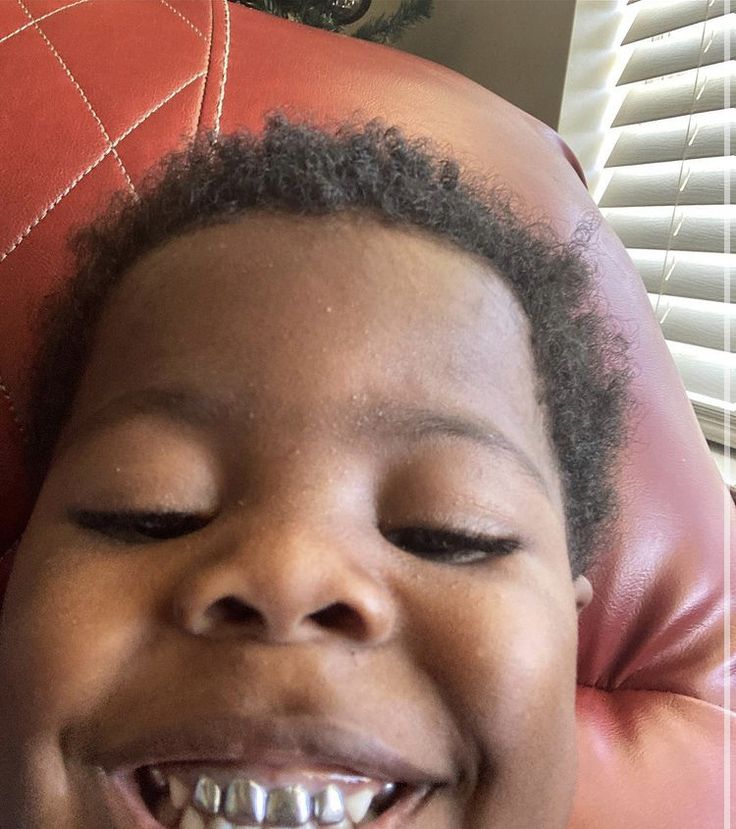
94;715;448;829
105;764;435;828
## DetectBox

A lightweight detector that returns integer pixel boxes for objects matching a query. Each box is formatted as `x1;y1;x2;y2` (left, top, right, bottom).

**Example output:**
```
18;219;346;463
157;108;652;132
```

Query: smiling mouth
109;764;436;828
95;713;448;828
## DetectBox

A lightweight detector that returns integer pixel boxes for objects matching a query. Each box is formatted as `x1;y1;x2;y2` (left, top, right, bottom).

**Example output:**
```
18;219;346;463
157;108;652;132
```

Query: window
560;0;734;482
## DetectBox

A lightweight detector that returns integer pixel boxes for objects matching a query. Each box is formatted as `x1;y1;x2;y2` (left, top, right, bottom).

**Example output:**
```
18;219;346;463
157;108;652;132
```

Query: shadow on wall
347;0;577;129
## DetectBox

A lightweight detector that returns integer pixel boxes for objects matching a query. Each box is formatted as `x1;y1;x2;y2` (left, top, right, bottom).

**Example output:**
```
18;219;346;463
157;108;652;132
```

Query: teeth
170;775;191;809
207;819;235;829
179;806;206;829
224;779;267;823
193;776;222;815
265;784;312;826
313;784;345;824
153;794;183;827
151;770;404;829
344;789;374;824
150;767;168;789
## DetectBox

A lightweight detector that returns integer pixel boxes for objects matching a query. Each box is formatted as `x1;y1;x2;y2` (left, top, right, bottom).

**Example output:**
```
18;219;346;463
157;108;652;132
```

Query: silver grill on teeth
223;778;267;823
314;785;345;823
144;769;402;828
265;784;312;825
193;777;221;815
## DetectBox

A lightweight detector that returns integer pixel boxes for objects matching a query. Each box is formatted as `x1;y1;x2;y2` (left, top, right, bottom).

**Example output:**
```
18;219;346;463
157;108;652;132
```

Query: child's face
0;212;592;829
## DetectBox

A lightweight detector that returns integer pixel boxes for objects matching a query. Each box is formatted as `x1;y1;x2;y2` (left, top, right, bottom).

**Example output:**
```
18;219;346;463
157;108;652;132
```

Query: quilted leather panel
574;687;727;826
113;71;207;186
22;0;81;16
35;0;205;142
1;155;126;397
0;23;110;253
160;0;212;36
0;0;213;544
0;2;33;43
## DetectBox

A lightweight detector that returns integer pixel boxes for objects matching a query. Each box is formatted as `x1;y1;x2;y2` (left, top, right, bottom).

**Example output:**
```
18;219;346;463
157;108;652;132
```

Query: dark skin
0;211;592;828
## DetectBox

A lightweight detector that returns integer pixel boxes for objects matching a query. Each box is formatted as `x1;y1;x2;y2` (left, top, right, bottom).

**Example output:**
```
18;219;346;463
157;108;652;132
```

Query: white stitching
213;0;231;134
0;378;27;442
1;148;114;265
16;0;137;195
0;0;90;48
159;0;204;39
195;0;215;132
0;71;206;265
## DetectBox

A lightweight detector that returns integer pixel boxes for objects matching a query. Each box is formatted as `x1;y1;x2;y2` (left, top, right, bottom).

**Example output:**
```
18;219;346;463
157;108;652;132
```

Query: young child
0;112;630;829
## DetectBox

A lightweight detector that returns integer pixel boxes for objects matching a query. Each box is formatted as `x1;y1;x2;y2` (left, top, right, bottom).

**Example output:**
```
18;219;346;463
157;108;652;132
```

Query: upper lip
92;713;452;787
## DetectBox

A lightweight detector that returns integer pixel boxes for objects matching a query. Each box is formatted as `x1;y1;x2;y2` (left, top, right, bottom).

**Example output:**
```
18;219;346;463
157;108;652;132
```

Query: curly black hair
27;110;632;579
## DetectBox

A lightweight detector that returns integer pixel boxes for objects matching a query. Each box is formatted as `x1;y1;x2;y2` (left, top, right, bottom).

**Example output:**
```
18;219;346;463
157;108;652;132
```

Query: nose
171;516;397;647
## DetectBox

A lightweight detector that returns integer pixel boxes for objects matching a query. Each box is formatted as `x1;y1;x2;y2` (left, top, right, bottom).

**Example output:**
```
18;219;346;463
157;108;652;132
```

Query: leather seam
16;0;137;196
195;0;215;134
159;0;205;40
577;682;727;707
0;0;90;48
213;0;231;134
0;71;205;265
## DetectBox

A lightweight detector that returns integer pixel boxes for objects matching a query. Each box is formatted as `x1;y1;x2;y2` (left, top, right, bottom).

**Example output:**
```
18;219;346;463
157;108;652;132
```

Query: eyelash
383;525;520;564
69;510;520;564
70;510;209;543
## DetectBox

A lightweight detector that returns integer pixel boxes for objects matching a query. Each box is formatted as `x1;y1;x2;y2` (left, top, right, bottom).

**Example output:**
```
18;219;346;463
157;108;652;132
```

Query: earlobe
573;575;593;613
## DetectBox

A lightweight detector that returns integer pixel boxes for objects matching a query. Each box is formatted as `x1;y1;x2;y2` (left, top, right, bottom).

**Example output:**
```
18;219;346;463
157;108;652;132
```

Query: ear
574;575;593;613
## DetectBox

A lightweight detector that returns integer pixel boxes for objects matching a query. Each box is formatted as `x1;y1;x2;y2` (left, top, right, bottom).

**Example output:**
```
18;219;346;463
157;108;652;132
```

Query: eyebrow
59;386;550;496
348;401;549;494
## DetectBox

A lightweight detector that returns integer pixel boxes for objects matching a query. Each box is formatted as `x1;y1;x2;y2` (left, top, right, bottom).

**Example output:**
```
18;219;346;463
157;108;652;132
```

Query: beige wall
349;0;577;129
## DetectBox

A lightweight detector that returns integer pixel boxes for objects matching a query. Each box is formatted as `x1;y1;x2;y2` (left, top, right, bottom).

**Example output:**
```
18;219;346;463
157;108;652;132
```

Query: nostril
311;602;365;636
207;595;263;626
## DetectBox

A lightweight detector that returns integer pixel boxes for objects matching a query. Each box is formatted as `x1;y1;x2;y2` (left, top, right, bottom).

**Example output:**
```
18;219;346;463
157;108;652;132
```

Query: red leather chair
0;2;731;826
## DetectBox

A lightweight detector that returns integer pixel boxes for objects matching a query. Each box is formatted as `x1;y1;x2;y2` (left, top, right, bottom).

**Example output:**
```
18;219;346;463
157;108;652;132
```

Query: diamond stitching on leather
17;0;137;194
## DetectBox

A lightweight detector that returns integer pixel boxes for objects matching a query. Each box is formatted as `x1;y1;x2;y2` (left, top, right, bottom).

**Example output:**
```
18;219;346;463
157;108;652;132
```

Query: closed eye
69;509;210;543
383;525;521;564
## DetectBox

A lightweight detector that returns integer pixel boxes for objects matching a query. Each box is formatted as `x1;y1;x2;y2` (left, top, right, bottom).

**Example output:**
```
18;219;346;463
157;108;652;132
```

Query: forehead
74;212;562;505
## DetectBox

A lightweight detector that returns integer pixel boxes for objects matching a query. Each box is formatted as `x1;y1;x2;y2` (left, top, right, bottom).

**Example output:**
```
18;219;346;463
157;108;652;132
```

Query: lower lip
98;767;437;829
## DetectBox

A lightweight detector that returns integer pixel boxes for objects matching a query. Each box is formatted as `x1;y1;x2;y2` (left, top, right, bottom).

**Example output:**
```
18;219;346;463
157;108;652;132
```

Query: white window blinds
595;0;733;450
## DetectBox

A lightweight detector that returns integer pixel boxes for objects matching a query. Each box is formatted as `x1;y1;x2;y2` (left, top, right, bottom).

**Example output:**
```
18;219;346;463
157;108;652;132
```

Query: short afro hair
28;111;632;579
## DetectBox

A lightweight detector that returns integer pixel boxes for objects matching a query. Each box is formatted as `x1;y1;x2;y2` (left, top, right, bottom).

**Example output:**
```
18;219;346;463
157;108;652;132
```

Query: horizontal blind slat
618;17;734;84
613;67;734;126
614;70;734;126
692;397;736;444
606;112;732;166
600;162;735;206
602;207;735;251
623;0;728;44
631;249;735;302
598;1;734;455
599;159;736;207
668;340;736;399
648;293;734;349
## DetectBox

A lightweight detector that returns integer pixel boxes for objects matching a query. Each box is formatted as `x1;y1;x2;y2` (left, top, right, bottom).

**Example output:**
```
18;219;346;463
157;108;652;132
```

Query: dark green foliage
234;0;434;45
352;0;432;44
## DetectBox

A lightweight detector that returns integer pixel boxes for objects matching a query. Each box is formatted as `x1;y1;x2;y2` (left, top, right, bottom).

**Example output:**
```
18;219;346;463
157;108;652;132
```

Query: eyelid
69;509;522;565
68;508;211;543
382;522;521;564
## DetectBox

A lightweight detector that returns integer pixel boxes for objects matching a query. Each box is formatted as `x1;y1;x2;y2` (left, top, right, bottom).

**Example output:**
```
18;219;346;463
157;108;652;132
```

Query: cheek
0;530;144;729
404;560;579;776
